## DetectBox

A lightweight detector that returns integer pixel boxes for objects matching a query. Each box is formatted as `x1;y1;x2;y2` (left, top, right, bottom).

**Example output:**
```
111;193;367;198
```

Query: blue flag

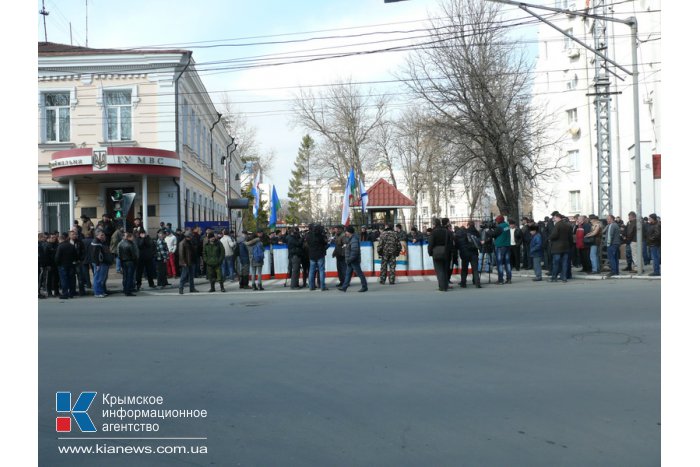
269;185;281;228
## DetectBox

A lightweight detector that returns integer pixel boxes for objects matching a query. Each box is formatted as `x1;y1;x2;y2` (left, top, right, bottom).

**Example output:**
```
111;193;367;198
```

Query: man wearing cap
203;232;226;292
548;211;572;282
178;231;199;294
647;214;661;276
378;224;401;285
492;215;512;285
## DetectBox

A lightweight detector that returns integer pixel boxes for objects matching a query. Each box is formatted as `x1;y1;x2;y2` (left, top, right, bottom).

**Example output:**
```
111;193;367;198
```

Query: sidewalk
90;263;659;296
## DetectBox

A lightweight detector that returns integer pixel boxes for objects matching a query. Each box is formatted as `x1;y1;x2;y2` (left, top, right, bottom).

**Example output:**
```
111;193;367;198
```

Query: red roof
353;178;415;209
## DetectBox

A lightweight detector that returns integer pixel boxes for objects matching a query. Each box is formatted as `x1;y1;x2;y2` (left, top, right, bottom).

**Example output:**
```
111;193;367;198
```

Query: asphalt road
39;278;660;466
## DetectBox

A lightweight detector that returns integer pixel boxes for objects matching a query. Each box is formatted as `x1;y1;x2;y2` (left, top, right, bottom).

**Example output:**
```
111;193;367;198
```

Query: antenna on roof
85;0;88;47
40;0;49;42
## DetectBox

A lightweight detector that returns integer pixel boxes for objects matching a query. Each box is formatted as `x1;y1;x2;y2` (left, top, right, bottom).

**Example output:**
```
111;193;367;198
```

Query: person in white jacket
165;230;178;278
219;230;237;282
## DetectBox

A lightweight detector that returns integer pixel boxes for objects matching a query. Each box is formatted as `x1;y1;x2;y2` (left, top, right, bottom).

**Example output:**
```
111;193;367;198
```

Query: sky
35;0;539;198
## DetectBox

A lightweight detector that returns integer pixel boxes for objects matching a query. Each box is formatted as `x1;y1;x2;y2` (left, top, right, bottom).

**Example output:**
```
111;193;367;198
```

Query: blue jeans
115;256;122;274
532;254;542;279
550;252;568;281
650;246;660;275
58;265;76;298
590;245;600;273
607;245;620;275
222;256;235;280
495;246;511;282
92;264;109;296
122;261;136;294
643;240;650;265
342;259;367;289
309;257;326;289
179;265;196;291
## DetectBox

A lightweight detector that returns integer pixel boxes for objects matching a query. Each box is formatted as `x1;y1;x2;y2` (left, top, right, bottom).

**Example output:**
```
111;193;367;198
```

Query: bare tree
402;0;562;220
292;78;389;187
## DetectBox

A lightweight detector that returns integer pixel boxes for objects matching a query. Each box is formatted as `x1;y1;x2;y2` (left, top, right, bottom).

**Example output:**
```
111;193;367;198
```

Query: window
105;90;132;141
564;28;575;50
147;205;156;217
566;108;578;124
450;205;455;216
449;189;455;198
566;73;579;90
569;190;581;212
421;207;428;216
567;150;580;171
182;101;188;147
44;92;70;142
81;207;97;219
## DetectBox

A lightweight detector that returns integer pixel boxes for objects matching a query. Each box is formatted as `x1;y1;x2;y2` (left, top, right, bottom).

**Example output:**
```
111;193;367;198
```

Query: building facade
531;0;661;220
38;42;243;235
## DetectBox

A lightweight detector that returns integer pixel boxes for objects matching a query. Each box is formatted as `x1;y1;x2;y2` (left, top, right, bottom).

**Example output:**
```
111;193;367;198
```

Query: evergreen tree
287;135;315;224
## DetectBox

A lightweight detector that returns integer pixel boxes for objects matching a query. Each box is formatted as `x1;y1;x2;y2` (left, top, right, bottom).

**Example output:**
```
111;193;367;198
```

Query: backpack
252;242;265;264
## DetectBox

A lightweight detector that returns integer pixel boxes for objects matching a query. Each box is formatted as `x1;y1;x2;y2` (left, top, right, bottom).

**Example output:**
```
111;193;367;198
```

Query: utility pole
592;0;614;217
40;0;49;42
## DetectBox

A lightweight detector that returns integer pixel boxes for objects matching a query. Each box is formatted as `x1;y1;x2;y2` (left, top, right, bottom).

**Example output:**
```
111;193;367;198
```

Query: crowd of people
38;209;660;299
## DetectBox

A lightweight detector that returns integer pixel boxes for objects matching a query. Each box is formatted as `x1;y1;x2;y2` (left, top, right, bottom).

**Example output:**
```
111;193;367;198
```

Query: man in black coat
428;218;454;292
454;223;482;288
306;223;329;290
55;233;78;299
135;231;157;290
548;211;572;282
286;227;304;289
332;226;347;288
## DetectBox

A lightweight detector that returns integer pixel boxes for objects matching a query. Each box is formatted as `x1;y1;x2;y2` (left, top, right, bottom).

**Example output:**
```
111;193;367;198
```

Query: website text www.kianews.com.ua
58;443;207;455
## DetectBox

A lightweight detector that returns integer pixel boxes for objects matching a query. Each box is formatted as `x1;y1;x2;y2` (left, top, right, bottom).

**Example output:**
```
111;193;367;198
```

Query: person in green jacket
493;215;512;285
203;233;225;292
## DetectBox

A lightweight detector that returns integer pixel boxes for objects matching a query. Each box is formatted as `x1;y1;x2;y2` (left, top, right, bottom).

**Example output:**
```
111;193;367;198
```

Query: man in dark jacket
118;232;139;296
45;233;60;297
69;229;87;296
287;228;304;289
90;230;112;298
135;231;157;290
339;226;368;292
428;218;454;292
454;223;481;288
306;224;329;291
548;211;572;282
178;231;199;294
38;233;49;299
647;213;661;276
55;233;78;299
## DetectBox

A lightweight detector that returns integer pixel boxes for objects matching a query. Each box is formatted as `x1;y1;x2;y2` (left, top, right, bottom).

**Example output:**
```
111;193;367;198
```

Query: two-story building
38;42;243;235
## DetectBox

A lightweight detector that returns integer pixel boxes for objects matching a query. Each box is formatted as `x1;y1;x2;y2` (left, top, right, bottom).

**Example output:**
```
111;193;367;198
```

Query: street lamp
486;0;644;275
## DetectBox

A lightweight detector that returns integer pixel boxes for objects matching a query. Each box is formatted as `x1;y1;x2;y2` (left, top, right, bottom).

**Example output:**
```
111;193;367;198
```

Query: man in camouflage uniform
378;225;401;285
